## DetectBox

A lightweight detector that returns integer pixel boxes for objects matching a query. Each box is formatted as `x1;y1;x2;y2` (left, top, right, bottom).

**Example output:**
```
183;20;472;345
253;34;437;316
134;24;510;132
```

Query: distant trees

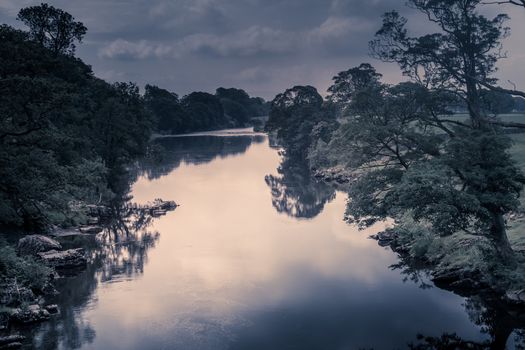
17;3;86;55
144;85;184;134
265;85;336;157
145;86;269;135
216;87;270;126
479;90;515;115
181;92;227;131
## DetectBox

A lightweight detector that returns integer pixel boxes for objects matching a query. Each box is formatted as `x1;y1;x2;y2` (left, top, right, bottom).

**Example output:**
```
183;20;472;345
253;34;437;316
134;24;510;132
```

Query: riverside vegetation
0;3;268;341
265;0;525;306
2;0;525;348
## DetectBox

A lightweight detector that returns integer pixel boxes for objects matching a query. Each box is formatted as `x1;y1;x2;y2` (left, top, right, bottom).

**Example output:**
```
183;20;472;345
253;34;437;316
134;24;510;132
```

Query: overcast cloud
1;0;524;100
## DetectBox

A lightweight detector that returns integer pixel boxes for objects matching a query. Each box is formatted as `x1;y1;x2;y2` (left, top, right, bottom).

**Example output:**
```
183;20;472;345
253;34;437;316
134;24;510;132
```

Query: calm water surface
24;129;512;349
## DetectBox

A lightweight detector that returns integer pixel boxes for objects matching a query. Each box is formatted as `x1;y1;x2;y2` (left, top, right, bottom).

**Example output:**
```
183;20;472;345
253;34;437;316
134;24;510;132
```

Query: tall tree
356;0;525;261
17;3;87;55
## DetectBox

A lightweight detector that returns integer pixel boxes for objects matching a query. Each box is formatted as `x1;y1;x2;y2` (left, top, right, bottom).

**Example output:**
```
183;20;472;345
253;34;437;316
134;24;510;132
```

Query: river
20;128;523;349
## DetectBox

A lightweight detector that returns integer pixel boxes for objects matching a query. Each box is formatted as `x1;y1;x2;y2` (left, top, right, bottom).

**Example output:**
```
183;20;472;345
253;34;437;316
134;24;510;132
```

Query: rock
11;305;50;324
0;335;25;349
87;217;99;225
79;225;103;234
370;230;398;247
151;209;167;217
155;199;177;210
0;335;25;346
505;290;525;305
50;227;81;237
86;204;111;217
17;235;62;256
45;304;59;314
38;249;87;270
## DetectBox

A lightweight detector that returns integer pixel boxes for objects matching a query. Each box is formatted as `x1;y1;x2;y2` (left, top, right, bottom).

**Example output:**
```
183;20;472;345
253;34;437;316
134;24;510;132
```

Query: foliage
0;8;154;228
357;0;525;261
145;85;269;134
17;3;86;56
266;85;336;157
0;244;52;291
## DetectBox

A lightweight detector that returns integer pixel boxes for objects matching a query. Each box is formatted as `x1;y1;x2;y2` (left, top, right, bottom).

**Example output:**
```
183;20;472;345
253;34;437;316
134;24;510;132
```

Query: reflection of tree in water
140;135;265;180
393;255;525;349
23;199;161;350
265;155;336;219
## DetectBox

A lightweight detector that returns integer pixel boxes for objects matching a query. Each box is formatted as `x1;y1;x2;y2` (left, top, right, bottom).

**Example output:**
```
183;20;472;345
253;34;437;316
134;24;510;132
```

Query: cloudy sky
1;0;524;100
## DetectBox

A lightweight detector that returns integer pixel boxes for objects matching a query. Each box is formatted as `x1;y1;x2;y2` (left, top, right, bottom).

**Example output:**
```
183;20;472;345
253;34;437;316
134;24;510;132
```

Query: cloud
99;26;298;60
98;39;172;60
6;0;525;100
99;16;373;61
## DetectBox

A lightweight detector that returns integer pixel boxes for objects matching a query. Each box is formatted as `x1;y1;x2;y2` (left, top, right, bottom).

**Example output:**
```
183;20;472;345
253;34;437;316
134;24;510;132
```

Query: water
21;129;522;349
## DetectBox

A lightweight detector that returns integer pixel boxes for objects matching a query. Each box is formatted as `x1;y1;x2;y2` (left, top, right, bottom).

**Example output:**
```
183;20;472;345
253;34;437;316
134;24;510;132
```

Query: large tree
336;0;525;262
17;3;87;55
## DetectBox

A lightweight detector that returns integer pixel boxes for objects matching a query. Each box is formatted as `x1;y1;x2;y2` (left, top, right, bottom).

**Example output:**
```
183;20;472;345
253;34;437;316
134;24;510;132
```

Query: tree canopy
0;9;153;229
17;3;87;55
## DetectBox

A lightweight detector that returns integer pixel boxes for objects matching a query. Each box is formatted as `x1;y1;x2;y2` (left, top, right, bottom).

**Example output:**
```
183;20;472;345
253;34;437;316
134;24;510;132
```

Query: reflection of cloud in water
21;131;525;350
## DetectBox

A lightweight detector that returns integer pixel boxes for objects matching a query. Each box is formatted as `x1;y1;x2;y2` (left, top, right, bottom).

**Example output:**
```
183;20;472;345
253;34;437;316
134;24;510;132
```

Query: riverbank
0;199;177;347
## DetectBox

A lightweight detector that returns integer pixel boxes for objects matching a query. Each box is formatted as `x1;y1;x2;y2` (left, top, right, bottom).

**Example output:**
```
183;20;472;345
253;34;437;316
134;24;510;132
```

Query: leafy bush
0;244;52;291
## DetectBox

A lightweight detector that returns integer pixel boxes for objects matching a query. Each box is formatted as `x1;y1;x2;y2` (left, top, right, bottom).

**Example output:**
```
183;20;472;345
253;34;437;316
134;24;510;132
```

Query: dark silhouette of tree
266;85;336;158
17;3;87;56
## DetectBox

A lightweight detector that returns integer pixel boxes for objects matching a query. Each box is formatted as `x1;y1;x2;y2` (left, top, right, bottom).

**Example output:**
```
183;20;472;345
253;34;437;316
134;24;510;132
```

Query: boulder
0;335;25;348
151;209;167;217
17;235;62;256
45;304;59;314
505;290;525;305
370;230;398;247
38;249;87;270
79;226;103;234
11;305;50;324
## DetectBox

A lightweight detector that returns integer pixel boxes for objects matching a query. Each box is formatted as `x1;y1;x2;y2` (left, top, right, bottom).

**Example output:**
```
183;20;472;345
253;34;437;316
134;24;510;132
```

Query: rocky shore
370;229;525;312
0;199;177;347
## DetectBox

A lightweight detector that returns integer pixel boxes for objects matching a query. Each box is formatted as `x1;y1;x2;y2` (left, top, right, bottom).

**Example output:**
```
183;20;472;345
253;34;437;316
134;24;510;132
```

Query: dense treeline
0;9;154;229
266;0;525;272
0;3;268;230
144;85;269;135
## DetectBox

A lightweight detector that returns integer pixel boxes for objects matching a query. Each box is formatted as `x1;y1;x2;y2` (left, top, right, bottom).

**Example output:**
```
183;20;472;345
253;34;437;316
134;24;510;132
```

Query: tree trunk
490;212;515;265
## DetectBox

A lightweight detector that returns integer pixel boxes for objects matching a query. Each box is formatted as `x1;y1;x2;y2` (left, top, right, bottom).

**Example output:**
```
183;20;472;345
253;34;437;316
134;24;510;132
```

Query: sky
1;0;524;100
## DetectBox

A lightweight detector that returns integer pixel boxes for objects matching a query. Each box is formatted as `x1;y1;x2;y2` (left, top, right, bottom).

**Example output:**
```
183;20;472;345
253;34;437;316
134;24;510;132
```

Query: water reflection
20;200;161;349
141;133;265;180
265;156;335;219
15;130;525;349
393;254;525;349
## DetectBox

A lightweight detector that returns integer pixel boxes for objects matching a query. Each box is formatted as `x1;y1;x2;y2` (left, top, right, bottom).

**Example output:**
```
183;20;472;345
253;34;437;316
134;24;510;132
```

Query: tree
486;0;525;8
265;86;329;157
0;10;154;228
17;3;87;55
327;63;383;104
144;85;184;134
479;90;515;115
215;87;269;126
181;92;227;131
345;0;525;262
